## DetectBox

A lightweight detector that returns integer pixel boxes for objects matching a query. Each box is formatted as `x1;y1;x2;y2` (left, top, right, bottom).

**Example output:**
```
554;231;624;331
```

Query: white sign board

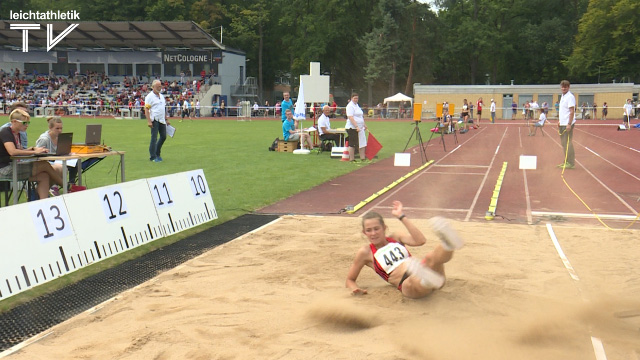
394;153;411;167
299;62;330;103
519;155;537;170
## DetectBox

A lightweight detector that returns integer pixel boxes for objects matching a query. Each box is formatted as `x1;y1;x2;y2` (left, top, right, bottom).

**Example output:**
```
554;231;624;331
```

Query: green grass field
1;115;437;310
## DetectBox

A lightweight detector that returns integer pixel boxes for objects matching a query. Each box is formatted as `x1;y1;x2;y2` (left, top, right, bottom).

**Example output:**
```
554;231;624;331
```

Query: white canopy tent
383;92;413;104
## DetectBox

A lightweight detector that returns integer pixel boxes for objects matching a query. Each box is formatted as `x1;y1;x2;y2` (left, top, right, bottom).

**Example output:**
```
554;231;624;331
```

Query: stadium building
0;20;255;114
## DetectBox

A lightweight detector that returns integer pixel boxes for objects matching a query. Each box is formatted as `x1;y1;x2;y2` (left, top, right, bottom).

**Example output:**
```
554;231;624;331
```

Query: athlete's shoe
405;257;445;289
428;216;464;251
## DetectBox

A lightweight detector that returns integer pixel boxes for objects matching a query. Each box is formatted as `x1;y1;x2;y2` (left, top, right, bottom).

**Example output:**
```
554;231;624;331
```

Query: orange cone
341;140;350;161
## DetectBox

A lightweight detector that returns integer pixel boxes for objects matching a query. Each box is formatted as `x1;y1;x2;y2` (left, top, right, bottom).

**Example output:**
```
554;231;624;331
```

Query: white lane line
546;222;580;279
583;146;640;182
591;337;608;360
426;172;486;176
533;211;639;221
522;169;533;224
432;164;490;168
575;127;640;154
363;128;486;218
547;223;609;360
370;205;469;213
464;128;509;222
519;127;523;148
545;133;639;215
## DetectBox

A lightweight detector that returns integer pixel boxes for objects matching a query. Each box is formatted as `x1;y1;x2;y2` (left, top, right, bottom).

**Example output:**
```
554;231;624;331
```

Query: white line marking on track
591;337;608;360
363;128;485;218
575;127;640;154
545;134;639;215
547;223;609;360
464;128;509;221
426;171;486;176
370;205;469;213
522;169;533;224
546;223;580;279
432;164;490;168
583;145;640;182
533;211;639;221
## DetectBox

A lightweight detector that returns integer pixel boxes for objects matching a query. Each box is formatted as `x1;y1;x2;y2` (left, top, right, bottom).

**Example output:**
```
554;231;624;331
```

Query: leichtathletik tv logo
9;10;80;52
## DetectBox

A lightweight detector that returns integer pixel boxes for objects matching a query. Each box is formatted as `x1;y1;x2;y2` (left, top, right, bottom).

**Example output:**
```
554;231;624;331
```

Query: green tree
566;0;640;83
227;0;270;99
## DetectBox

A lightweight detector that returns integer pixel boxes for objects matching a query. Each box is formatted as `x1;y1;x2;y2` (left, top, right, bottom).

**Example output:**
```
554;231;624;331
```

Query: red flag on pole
365;131;382;160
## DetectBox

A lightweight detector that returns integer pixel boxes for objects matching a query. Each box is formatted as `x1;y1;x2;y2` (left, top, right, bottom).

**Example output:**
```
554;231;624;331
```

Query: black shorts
346;128;359;148
477;110;482;115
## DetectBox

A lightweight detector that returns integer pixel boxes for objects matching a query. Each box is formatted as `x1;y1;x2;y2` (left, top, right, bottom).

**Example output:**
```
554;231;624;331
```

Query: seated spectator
252;101;260;116
317;105;341;149
0;109;63;200
282;109;314;150
528;108;547;136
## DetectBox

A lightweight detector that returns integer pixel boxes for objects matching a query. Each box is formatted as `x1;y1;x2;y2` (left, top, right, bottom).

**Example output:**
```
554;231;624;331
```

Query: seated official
282;109;314;150
528;108;547;136
440;110;454;133
0;109;63;200
35;116;97;187
318;105;342;147
0;101;30;149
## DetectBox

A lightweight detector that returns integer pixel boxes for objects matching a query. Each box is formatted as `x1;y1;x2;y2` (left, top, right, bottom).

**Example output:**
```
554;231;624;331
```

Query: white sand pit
6;216;640;359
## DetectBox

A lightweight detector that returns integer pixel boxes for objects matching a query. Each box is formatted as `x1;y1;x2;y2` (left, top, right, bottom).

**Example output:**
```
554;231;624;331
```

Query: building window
108;64;133;76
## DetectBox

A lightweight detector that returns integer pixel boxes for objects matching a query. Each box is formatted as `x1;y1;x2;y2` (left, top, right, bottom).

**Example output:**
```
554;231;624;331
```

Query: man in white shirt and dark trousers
145;79;170;162
490;99;496;123
558;80;576;169
317;105;341;150
623;99;633;128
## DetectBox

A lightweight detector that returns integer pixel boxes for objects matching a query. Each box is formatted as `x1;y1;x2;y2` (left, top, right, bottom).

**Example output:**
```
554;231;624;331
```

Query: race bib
374;242;410;274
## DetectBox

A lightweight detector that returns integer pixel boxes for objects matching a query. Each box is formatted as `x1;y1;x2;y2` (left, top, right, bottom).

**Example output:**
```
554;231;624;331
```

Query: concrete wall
413;83;637;119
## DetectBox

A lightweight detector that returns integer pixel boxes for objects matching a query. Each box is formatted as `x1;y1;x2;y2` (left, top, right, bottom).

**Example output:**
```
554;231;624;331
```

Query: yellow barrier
485;162;508;220
346;160;434;214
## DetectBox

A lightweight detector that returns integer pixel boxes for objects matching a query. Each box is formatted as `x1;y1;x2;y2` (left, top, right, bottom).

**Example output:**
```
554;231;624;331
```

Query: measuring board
0;169;217;300
147;169;217;236
63;179;165;264
0;197;82;299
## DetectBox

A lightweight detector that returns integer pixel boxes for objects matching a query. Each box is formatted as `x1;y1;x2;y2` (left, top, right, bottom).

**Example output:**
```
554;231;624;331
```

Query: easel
403;103;428;164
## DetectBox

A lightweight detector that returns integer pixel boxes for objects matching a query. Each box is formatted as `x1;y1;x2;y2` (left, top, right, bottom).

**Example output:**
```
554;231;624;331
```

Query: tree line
2;0;638;104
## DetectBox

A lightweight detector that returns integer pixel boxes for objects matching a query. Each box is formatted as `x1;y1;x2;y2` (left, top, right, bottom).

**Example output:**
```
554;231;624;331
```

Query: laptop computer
85;124;102;145
35;132;73;156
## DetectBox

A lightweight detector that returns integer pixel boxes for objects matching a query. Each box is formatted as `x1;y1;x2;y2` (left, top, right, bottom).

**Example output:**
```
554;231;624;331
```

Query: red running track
258;120;640;229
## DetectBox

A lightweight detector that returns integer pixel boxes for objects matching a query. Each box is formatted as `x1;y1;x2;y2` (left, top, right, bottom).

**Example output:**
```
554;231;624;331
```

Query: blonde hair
47;116;63;129
9;108;30;122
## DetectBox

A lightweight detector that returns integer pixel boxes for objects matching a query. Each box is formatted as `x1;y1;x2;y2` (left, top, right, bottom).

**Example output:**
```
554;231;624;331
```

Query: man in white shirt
490;99;496;123
558;80;576;169
317;105;341;149
623;99;633;127
144;79;170;162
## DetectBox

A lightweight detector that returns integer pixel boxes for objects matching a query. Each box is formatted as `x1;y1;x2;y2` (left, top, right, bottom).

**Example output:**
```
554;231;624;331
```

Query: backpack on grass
268;137;279;151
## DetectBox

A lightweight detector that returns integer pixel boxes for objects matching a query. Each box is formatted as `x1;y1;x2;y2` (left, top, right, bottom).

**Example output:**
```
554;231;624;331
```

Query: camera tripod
427;121;458;152
403;120;428;164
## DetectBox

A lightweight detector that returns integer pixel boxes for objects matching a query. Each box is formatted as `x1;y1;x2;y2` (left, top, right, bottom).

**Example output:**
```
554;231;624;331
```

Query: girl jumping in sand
346;201;464;299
